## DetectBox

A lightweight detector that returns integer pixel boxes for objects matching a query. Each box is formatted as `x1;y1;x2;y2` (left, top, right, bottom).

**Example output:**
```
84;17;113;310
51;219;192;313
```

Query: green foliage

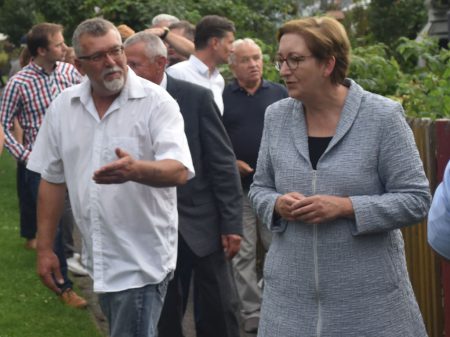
0;0;38;45
0;0;447;118
80;0;156;32
0;0;86;45
367;0;427;48
0;0;299;48
342;2;373;47
395;38;450;118
37;0;86;43
350;43;401;95
0;50;8;68
395;36;441;73
81;0;299;45
350;36;450;119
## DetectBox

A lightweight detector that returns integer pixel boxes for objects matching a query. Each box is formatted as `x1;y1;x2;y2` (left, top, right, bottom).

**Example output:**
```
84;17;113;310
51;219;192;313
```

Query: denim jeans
99;274;170;337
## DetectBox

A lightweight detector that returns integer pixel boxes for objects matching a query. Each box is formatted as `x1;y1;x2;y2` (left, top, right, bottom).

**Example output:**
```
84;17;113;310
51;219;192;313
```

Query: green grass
0;153;104;337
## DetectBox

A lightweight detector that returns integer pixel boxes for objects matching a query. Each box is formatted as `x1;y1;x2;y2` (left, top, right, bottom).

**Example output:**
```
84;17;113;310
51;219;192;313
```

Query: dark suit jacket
166;75;243;257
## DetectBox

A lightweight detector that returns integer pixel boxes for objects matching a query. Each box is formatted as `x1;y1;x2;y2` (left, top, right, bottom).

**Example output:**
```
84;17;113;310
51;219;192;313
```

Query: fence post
435;119;450;337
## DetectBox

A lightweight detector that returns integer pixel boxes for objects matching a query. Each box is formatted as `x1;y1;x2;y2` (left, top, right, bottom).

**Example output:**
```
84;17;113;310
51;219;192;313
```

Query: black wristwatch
161;27;170;40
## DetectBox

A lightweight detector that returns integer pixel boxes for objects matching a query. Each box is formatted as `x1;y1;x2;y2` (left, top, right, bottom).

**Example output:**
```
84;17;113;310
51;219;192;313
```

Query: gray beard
103;77;124;93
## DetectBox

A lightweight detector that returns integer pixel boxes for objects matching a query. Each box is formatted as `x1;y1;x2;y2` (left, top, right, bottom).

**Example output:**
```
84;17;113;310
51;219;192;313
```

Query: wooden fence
404;118;450;337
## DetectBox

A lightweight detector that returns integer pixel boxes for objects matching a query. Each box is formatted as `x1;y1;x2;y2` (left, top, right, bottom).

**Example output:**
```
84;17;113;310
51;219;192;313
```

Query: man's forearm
93;148;189;187
165;32;195;57
133;159;188;187
1;122;28;161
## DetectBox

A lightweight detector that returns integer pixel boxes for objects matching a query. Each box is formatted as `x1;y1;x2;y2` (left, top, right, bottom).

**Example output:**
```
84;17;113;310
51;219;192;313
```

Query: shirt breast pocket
101;136;141;165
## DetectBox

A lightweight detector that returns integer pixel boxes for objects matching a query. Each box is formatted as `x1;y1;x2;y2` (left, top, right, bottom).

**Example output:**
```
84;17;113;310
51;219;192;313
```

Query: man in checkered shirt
0;22;86;308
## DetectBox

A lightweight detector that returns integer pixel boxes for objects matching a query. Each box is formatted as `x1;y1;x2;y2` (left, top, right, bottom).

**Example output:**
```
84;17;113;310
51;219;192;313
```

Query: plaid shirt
0;61;82;162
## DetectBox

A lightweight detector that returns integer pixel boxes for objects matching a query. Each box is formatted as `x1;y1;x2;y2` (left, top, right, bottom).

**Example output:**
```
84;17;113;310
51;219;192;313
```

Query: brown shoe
24;238;37;250
60;289;88;309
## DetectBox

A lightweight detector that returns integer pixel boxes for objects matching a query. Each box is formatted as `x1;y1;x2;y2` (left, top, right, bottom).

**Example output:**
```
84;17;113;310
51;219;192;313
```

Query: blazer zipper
312;170;322;337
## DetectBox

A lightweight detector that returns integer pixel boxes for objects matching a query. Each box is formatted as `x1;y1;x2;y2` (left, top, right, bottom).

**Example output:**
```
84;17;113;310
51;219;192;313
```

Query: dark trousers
20;165;72;290
158;235;240;337
61;196;76;258
17;162;37;239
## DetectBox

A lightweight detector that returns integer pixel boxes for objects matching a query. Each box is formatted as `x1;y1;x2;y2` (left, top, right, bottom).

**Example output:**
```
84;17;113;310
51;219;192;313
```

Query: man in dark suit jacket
124;32;243;337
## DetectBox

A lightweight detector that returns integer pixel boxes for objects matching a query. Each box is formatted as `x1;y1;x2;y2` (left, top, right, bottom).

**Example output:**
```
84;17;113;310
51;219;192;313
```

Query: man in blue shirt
428;160;450;260
222;38;288;333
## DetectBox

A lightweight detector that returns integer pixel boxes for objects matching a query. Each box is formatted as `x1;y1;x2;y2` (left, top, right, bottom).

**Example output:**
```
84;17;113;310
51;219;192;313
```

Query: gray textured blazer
249;79;431;337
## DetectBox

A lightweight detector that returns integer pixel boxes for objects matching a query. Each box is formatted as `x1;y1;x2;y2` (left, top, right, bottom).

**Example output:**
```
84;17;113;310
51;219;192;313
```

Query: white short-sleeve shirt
28;69;194;292
166;55;224;114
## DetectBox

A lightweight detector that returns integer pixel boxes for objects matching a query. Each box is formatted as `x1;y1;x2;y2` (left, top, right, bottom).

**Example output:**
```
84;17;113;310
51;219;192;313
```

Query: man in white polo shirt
27;18;194;337
166;15;235;115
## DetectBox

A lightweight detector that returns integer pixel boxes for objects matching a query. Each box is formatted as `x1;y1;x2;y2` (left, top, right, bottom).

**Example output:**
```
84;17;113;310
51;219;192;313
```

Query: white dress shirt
166;55;225;114
28;69;194;292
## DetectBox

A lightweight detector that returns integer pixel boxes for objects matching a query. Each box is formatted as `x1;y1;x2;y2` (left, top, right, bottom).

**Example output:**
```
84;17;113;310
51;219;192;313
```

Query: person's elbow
174;167;189;186
0;125;4;155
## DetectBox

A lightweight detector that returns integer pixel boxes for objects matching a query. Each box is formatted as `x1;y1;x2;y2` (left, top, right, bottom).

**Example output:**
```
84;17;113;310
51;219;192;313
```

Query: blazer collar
291;79;364;164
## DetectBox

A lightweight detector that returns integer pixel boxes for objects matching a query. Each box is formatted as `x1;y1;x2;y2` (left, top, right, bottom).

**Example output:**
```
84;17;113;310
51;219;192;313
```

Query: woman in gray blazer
249;16;431;337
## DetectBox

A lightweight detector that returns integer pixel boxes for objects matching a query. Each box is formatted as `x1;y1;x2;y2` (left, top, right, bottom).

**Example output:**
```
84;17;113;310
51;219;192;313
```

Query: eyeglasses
274;54;314;71
78;45;124;62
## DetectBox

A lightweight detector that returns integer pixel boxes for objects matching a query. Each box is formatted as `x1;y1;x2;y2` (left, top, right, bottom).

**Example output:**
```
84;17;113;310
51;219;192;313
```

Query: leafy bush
367;0;427;48
349;37;450;119
350;43;401;96
395;38;450;118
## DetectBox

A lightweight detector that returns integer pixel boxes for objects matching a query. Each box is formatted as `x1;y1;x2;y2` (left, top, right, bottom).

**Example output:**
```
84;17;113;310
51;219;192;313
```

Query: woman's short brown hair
277;16;350;85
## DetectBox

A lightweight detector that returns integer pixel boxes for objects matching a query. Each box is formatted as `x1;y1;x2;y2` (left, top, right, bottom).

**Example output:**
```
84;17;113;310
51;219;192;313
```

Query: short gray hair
151;14;179;27
124;31;168;59
72;18;121;57
229;38;262;65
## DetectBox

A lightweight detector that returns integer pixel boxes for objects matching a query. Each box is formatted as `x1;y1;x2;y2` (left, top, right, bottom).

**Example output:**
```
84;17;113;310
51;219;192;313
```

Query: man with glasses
0;22;86;308
223;38;287;333
27;18;194;337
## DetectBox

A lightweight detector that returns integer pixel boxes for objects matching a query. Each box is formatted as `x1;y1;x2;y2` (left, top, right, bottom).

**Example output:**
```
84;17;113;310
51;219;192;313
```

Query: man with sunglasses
27;18;194;337
0;22;86;308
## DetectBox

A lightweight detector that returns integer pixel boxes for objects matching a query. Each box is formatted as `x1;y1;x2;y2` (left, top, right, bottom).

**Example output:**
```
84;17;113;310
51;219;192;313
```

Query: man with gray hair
124;31;243;337
27;18;194;337
223;37;288;334
151;13;179;28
